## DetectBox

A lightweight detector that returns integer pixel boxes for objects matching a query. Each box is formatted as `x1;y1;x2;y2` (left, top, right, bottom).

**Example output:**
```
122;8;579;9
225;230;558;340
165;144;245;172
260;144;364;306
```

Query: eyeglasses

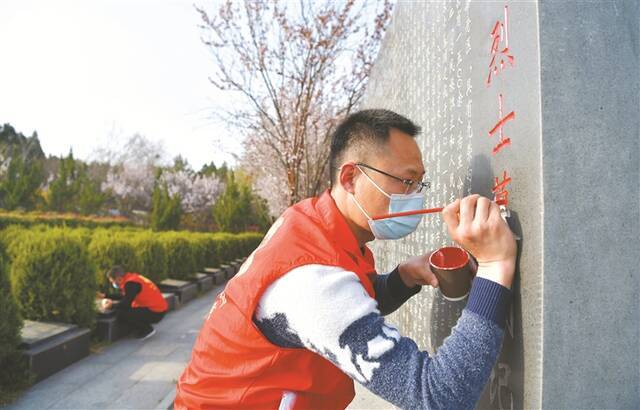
354;162;431;194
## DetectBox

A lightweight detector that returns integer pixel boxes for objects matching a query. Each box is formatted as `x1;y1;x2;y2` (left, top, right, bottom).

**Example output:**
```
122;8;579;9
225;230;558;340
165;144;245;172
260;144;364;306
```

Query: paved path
7;283;395;410
7;286;221;410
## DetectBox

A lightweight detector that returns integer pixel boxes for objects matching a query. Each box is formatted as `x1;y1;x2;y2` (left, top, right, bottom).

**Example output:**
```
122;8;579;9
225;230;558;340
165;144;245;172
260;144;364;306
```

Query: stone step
20;320;90;383
159;279;199;305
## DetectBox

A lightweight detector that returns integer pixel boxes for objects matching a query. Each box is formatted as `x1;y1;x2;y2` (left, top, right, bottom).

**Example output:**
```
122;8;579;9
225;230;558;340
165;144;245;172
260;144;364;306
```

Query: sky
0;0;242;169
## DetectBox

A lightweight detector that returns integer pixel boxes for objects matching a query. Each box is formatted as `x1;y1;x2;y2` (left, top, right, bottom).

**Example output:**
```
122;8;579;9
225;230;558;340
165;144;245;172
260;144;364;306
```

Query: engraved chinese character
492;170;512;206
487;5;515;86
488;93;515;155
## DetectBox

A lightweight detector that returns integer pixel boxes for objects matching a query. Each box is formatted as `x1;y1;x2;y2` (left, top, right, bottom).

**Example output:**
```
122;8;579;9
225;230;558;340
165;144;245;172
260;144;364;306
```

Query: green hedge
130;233;167;284
236;232;263;257
10;228;96;329
0;225;262;326
89;230;139;289
0;210;134;230
0;243;30;404
158;233;197;281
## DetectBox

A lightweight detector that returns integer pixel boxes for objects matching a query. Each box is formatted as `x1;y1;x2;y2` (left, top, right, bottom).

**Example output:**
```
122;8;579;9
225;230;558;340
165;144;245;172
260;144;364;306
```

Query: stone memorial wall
362;1;638;408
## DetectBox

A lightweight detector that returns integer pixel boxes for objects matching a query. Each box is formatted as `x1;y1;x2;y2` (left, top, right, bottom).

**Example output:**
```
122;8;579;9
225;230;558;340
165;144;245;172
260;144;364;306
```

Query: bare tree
197;0;393;208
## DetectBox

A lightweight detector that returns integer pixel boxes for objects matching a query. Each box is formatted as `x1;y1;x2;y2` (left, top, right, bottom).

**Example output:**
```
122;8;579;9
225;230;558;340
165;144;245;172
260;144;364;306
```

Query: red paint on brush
371;199;507;220
429;247;469;270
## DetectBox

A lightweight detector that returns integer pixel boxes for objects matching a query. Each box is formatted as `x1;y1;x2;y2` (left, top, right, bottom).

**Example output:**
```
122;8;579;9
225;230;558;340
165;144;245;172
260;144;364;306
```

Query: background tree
47;150;79;212
75;167;107;215
0;124;46;211
45;150;108;214
150;178;182;232
0;150;44;210
99;134;165;216
196;0;393;212
212;170;272;233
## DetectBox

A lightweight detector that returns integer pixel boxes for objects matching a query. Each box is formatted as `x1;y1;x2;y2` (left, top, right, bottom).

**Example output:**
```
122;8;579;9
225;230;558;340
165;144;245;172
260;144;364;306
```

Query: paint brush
371;199;508;220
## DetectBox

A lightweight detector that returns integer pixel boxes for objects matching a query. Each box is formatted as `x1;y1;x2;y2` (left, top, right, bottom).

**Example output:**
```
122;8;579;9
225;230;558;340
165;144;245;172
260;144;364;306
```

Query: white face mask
349;165;425;240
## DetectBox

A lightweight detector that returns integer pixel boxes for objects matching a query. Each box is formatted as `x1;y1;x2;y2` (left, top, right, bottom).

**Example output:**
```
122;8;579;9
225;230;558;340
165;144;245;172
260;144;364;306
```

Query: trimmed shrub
0;210;133;230
10;229;96;328
236;232;264;256
89;230;139;289
197;234;221;268
186;234;209;273
158;233;196;280
0;224;35;257
212;232;236;263
130;233;167;284
0;243;30;404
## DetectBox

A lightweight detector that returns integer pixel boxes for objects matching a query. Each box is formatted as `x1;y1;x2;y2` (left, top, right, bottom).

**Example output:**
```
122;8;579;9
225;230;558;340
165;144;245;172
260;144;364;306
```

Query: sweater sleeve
116;281;142;310
253;264;511;409
373;265;422;316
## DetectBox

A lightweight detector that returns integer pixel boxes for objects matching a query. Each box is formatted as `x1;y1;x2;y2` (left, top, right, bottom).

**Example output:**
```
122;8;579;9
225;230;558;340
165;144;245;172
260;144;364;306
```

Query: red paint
492;170;512;206
429;246;469;270
492;138;512;155
489;93;515;155
371;206;444;220
486;5;515;86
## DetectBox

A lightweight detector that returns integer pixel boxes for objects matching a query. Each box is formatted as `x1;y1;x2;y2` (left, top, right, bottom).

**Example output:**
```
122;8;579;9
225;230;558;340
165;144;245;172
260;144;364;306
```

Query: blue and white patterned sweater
253;264;511;410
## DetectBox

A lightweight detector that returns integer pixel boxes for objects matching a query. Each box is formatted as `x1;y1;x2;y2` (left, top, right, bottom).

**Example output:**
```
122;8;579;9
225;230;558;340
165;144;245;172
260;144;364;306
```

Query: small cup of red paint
429;246;478;301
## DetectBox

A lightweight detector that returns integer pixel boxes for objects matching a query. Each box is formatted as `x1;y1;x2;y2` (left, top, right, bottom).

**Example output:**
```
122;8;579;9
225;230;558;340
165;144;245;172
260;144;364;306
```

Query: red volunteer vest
121;272;168;313
174;189;378;409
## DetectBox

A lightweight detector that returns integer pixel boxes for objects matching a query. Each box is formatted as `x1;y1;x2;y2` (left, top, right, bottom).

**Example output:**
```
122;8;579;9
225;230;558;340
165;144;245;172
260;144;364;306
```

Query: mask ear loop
339;163;385;220
349;191;373;220
354;165;391;199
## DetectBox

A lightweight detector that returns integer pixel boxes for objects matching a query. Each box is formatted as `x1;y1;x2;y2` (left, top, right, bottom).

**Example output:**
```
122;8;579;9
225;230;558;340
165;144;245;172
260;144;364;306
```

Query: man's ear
338;163;358;194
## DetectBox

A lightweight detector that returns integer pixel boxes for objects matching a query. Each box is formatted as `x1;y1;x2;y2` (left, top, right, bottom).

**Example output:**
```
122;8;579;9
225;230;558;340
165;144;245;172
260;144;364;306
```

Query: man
175;109;516;409
103;265;168;340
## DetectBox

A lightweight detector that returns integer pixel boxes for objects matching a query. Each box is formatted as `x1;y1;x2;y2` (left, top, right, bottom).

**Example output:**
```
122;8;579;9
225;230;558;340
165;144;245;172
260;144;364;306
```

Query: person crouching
104;265;168;340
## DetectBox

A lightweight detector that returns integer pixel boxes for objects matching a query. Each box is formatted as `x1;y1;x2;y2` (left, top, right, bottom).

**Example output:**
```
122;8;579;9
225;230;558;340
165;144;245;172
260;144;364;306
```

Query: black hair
106;265;125;279
329;109;421;186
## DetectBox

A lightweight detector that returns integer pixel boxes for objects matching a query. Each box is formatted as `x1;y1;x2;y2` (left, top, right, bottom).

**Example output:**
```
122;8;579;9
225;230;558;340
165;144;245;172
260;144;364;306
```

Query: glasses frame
354;162;431;194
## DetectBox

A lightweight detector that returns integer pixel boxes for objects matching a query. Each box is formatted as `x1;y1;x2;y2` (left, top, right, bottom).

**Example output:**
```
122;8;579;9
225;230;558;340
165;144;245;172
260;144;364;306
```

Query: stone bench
163;292;178;311
201;267;225;285
219;264;236;279
192;273;214;293
231;259;246;275
20;320;91;383
95;308;130;342
159;279;198;305
95;292;176;342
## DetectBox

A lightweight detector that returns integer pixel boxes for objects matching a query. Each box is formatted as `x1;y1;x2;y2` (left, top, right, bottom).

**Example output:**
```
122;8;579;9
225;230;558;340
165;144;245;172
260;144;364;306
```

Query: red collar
315;189;375;268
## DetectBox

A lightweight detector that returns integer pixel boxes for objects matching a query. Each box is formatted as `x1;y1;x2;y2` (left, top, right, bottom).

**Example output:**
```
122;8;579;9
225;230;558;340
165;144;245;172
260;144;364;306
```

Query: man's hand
101;298;113;311
398;254;439;288
442;194;517;288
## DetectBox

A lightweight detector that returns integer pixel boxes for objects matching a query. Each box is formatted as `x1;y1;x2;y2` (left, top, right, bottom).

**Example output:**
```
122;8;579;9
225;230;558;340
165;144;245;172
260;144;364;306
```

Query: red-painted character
488;93;514;155
492;170;512;206
487;5;515;86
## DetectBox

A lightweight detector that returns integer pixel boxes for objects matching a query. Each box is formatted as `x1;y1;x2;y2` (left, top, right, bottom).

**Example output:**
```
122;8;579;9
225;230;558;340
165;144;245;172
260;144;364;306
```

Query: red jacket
121;272;168;313
174;189;377;409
